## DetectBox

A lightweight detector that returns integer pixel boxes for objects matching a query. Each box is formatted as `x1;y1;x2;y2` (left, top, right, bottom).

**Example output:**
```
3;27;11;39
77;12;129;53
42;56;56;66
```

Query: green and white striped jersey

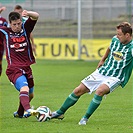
98;35;133;88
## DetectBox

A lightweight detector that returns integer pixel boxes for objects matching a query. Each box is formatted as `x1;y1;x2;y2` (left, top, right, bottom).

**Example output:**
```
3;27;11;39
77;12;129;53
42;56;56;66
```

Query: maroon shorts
6;66;34;88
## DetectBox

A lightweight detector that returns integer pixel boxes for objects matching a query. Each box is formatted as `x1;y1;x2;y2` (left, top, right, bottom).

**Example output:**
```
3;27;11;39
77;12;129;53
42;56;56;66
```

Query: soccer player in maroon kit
0;6;8;76
0;10;39;118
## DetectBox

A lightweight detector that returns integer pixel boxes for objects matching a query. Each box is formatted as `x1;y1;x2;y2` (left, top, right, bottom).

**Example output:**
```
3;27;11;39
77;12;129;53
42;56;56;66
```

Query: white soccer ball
36;106;52;122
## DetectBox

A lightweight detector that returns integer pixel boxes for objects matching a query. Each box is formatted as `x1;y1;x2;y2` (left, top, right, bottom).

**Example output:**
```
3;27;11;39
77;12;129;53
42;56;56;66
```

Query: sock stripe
69;94;78;101
20;94;29;97
92;98;101;104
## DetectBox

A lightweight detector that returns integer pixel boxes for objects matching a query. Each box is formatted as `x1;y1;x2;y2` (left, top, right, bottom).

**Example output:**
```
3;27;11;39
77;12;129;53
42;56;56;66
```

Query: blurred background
0;0;133;60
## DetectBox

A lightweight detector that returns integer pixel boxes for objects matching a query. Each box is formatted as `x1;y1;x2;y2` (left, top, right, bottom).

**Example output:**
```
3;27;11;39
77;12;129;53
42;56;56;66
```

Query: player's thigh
73;83;90;96
96;76;121;96
14;75;28;91
95;84;110;96
81;70;104;94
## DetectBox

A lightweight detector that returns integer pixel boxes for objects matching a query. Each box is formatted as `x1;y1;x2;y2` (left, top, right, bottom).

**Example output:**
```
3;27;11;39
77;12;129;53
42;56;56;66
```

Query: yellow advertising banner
34;38;111;60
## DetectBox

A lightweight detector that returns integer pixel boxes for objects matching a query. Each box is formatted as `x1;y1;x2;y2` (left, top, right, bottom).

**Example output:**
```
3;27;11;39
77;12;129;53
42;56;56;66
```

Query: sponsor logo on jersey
112;51;124;61
10;35;27;52
10;42;27;48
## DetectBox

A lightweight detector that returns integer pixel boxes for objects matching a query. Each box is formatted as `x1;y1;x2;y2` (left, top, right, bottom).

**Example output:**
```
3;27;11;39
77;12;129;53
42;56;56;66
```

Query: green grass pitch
0;59;133;133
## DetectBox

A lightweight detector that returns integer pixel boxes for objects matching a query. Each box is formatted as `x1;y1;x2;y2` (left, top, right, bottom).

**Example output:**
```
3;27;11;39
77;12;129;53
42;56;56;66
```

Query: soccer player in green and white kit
51;22;133;125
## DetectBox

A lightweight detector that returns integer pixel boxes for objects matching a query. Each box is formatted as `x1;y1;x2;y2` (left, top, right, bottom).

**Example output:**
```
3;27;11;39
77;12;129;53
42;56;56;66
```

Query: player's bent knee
74;85;89;96
96;88;109;96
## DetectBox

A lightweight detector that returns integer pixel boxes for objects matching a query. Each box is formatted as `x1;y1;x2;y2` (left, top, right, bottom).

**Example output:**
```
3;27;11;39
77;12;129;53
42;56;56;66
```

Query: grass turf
0;59;133;133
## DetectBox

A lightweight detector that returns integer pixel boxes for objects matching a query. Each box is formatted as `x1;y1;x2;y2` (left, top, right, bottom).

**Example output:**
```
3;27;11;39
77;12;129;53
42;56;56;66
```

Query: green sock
57;92;80;114
84;94;102;119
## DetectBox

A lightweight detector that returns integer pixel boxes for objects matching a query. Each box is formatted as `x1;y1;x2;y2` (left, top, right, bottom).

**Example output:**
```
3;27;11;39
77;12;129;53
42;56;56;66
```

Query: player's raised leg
51;83;89;119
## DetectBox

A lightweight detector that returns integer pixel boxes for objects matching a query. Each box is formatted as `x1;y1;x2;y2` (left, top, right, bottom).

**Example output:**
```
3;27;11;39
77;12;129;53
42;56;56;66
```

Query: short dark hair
116;22;132;36
14;5;23;10
8;11;21;23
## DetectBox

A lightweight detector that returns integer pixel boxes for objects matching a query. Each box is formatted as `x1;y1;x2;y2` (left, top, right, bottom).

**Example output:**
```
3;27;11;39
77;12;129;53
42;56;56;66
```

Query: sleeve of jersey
24;17;37;33
109;35;117;49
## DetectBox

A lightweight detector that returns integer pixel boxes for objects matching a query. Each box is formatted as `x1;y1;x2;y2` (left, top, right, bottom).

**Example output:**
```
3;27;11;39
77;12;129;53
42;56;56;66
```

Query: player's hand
97;60;104;69
22;10;28;17
32;44;36;51
22;10;39;20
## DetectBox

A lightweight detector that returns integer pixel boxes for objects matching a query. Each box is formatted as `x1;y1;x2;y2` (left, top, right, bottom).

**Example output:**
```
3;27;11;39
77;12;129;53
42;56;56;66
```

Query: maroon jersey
0;16;7;61
0;16;8;27
0;17;36;68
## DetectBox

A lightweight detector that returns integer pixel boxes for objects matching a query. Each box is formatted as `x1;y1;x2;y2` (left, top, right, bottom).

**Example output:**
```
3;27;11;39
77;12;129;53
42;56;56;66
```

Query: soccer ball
36;106;52;122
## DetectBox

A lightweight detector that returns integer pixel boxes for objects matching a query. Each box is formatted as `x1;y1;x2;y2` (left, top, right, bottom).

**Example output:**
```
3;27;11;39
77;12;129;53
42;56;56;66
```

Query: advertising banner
34;38;110;60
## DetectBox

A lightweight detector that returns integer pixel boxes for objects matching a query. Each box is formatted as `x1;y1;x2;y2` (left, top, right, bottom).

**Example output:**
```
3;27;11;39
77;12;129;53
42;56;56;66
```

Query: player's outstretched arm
0;6;6;14
22;10;39;20
97;47;110;68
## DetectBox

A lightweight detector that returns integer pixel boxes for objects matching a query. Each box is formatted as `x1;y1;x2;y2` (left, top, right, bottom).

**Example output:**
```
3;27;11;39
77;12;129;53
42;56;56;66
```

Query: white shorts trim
81;69;121;94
